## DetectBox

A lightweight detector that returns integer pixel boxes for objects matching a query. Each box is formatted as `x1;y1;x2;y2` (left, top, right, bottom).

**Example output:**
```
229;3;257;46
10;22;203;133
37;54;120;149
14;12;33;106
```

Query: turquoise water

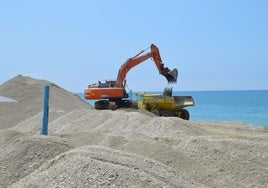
77;90;268;126
173;90;268;126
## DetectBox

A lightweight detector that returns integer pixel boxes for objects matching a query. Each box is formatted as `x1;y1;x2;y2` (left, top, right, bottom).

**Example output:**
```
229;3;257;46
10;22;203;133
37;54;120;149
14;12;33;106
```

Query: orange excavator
84;44;178;109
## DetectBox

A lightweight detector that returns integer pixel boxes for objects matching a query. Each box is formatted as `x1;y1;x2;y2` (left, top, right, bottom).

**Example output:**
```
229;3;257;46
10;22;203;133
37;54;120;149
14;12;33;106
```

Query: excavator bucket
164;68;178;83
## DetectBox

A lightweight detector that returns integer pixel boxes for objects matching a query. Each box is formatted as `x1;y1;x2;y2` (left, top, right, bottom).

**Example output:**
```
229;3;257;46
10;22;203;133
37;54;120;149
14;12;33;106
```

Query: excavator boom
116;44;178;87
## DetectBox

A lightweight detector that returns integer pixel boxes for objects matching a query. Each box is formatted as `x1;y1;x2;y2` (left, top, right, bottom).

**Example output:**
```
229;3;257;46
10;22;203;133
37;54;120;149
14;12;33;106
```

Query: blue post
42;86;50;135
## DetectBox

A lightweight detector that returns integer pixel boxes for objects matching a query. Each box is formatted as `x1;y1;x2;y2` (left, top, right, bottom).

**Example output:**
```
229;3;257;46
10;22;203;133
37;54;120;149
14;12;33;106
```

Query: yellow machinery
136;88;194;120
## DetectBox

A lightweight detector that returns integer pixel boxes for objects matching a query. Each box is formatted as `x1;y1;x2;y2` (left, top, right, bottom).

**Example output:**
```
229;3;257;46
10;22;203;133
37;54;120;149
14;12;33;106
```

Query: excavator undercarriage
94;99;134;110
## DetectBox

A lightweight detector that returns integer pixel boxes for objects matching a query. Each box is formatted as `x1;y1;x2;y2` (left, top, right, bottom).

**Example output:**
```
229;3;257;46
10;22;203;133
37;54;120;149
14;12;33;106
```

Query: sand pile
0;75;91;130
0;75;267;187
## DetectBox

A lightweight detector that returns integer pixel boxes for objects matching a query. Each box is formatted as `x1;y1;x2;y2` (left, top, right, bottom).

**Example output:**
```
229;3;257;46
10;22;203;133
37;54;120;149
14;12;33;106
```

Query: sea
77;90;268;127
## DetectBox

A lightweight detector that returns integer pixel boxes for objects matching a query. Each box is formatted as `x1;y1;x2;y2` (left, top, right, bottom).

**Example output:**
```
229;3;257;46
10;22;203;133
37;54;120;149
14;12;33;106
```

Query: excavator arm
116;44;178;87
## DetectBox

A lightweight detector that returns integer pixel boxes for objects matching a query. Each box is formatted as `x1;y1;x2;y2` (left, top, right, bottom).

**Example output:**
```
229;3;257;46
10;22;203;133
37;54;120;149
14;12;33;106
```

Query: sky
0;0;267;92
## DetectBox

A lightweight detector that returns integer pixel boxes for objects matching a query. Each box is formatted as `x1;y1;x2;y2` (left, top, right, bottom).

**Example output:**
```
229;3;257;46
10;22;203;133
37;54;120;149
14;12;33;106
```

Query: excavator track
94;100;117;110
94;99;136;110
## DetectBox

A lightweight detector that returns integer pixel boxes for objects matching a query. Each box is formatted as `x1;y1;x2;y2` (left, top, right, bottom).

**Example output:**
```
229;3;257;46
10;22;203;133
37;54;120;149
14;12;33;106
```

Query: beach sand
0;75;267;187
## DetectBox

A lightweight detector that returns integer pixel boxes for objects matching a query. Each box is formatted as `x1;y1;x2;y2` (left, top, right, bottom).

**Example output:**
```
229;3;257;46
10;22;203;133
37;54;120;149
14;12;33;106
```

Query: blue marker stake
42;86;50;135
